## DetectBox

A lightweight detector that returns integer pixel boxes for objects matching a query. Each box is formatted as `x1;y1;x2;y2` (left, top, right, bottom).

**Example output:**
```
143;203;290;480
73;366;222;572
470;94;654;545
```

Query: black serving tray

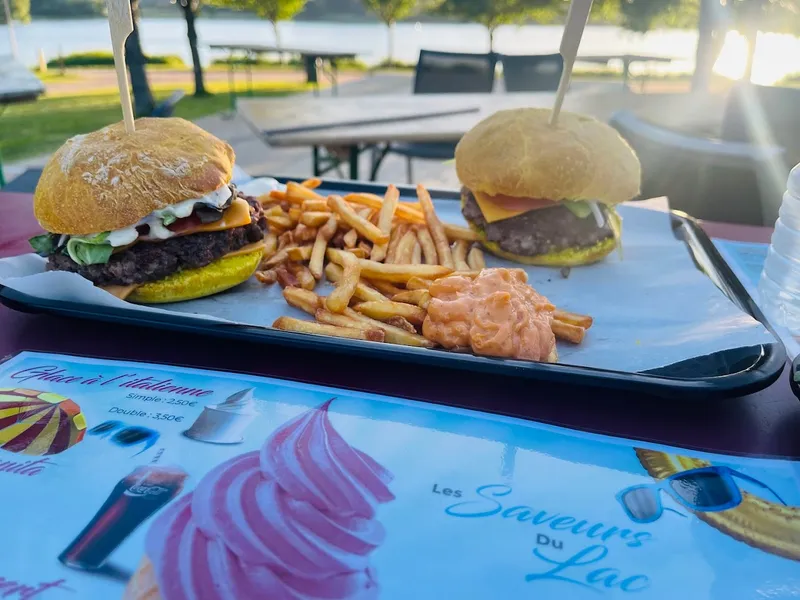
0;178;786;399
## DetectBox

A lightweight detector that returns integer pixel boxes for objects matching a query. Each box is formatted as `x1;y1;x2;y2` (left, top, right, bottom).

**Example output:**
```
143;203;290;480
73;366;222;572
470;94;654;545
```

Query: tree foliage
1;0;31;23
208;0;308;23
435;0;558;49
362;0;421;25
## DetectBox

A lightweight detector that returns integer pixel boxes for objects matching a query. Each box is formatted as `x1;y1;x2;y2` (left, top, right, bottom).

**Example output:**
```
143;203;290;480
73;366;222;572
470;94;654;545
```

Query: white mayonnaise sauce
101;184;233;246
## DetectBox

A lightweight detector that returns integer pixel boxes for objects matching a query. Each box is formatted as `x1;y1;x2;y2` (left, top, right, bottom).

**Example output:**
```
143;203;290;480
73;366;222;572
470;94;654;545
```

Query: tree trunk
743;31;758;83
181;1;207;97
691;0;717;92
387;20;395;64
271;19;283;63
488;26;495;53
126;0;155;117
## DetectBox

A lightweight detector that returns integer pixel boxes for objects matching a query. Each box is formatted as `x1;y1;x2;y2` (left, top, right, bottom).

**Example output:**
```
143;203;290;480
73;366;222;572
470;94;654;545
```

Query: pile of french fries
254;178;593;353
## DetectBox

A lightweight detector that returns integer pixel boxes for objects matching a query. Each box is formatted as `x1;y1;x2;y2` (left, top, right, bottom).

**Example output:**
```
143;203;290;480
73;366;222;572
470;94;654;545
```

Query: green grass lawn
0;80;309;163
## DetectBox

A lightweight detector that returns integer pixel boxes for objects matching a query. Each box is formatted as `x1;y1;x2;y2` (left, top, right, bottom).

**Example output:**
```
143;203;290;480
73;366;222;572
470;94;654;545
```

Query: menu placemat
1;352;798;599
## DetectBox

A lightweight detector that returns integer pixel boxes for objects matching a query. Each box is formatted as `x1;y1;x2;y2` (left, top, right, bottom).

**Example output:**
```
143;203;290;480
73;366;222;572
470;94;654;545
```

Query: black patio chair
500;53;563;92
609;110;786;226
370;50;498;182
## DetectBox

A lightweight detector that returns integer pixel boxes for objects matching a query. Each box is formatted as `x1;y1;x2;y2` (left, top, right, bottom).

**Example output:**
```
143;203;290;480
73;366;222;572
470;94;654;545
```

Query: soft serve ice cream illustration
183;387;259;444
125;399;396;599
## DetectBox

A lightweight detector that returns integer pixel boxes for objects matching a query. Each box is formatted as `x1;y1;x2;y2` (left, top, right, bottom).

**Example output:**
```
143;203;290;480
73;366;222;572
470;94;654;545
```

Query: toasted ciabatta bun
455;108;640;206
34;117;235;235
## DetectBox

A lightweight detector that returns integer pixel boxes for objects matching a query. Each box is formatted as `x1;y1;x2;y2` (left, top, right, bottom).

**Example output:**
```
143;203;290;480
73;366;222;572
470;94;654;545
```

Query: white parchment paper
0;180;775;372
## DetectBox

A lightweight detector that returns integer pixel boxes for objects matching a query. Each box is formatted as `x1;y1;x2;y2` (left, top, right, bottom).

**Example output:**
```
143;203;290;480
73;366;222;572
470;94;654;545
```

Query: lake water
2;18;799;85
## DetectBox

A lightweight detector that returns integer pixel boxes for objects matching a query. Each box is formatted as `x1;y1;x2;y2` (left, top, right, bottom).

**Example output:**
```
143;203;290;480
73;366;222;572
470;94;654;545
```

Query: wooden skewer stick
106;0;136;134
550;0;594;126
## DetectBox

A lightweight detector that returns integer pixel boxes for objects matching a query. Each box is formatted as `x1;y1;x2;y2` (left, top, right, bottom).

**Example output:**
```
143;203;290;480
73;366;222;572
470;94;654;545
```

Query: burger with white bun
456;108;641;266
29;118;268;303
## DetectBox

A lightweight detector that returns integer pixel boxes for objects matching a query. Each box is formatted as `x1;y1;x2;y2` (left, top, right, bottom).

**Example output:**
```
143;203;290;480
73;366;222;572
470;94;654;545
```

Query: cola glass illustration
59;465;187;571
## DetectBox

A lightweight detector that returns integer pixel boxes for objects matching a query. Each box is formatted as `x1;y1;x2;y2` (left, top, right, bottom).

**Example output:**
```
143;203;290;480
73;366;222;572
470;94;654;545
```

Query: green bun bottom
127;248;263;304
467;220;618;267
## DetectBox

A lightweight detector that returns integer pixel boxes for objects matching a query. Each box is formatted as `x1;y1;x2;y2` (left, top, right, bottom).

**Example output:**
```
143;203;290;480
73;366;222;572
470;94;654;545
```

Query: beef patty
461;187;613;256
48;195;268;286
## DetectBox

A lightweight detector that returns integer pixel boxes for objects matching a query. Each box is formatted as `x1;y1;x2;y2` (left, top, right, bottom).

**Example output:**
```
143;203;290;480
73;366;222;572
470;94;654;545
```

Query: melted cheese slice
101;284;140;300
473;192;531;223
100;240;267;301
174;197;252;236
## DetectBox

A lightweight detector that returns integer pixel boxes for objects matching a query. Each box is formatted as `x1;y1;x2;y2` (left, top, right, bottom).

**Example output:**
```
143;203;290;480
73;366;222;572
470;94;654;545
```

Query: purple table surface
1;192;798;459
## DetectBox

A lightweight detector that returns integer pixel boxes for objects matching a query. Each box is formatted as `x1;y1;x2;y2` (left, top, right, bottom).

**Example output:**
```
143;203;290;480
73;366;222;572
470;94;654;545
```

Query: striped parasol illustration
0;388;87;455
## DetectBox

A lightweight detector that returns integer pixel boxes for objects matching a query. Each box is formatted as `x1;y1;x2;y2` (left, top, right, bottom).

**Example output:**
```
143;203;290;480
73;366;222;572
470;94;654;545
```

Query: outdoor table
577;54;675;87
209;43;359;103
0;56;45;186
237;90;609;179
1;189;798;460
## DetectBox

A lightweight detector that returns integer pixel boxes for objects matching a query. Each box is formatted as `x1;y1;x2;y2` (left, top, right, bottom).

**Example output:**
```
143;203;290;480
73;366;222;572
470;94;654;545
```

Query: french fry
327;195;389;244
343;228;359;248
357;207;372;219
255;269;278;285
268;190;287;203
385;223;408;264
275;265;299;288
264;205;286;218
417;184;454;268
364;278;405;297
415;226;438;265
267;215;294;231
358;241;372;255
262;245;295;268
302;199;330;212
287;262;316;291
384;316;417;334
262;232;278;260
449;270;481;278
411;240;422;264
444;223;479;242
286;181;323;203
343;307;436;347
325;263;387;303
467;246;486;270
336;252;452;283
278;231;294;250
406;276;433;290
392;289;431;308
314;310;385;342
301;178;322;189
325;250;361;313
346;248;369;259
452;240;471;271
288;207;302;223
354;301;427;326
283;287;322;315
293;224;318;244
301;211;334;227
287;245;313;261
394;230;418;264
551;319;586;344
344;192;425;224
553;309;594;329
371;185;399;262
310;214;338;280
273;316;383;342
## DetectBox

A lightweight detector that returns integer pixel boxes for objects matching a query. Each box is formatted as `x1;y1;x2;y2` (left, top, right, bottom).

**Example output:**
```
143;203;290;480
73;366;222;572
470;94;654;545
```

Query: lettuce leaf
562;200;593;219
161;213;177;226
29;234;57;256
66;232;113;266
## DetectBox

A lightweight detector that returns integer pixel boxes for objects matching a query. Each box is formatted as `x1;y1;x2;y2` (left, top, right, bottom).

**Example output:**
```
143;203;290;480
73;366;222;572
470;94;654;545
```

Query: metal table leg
313;146;321;177
349;145;359;180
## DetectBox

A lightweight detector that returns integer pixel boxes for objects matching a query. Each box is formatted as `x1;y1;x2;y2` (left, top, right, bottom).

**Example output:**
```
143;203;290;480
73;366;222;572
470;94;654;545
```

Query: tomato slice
482;193;557;212
167;214;201;234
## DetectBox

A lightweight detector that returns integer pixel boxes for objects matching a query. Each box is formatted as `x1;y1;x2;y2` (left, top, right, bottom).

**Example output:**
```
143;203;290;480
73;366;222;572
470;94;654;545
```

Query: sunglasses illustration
88;421;159;456
617;465;787;524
